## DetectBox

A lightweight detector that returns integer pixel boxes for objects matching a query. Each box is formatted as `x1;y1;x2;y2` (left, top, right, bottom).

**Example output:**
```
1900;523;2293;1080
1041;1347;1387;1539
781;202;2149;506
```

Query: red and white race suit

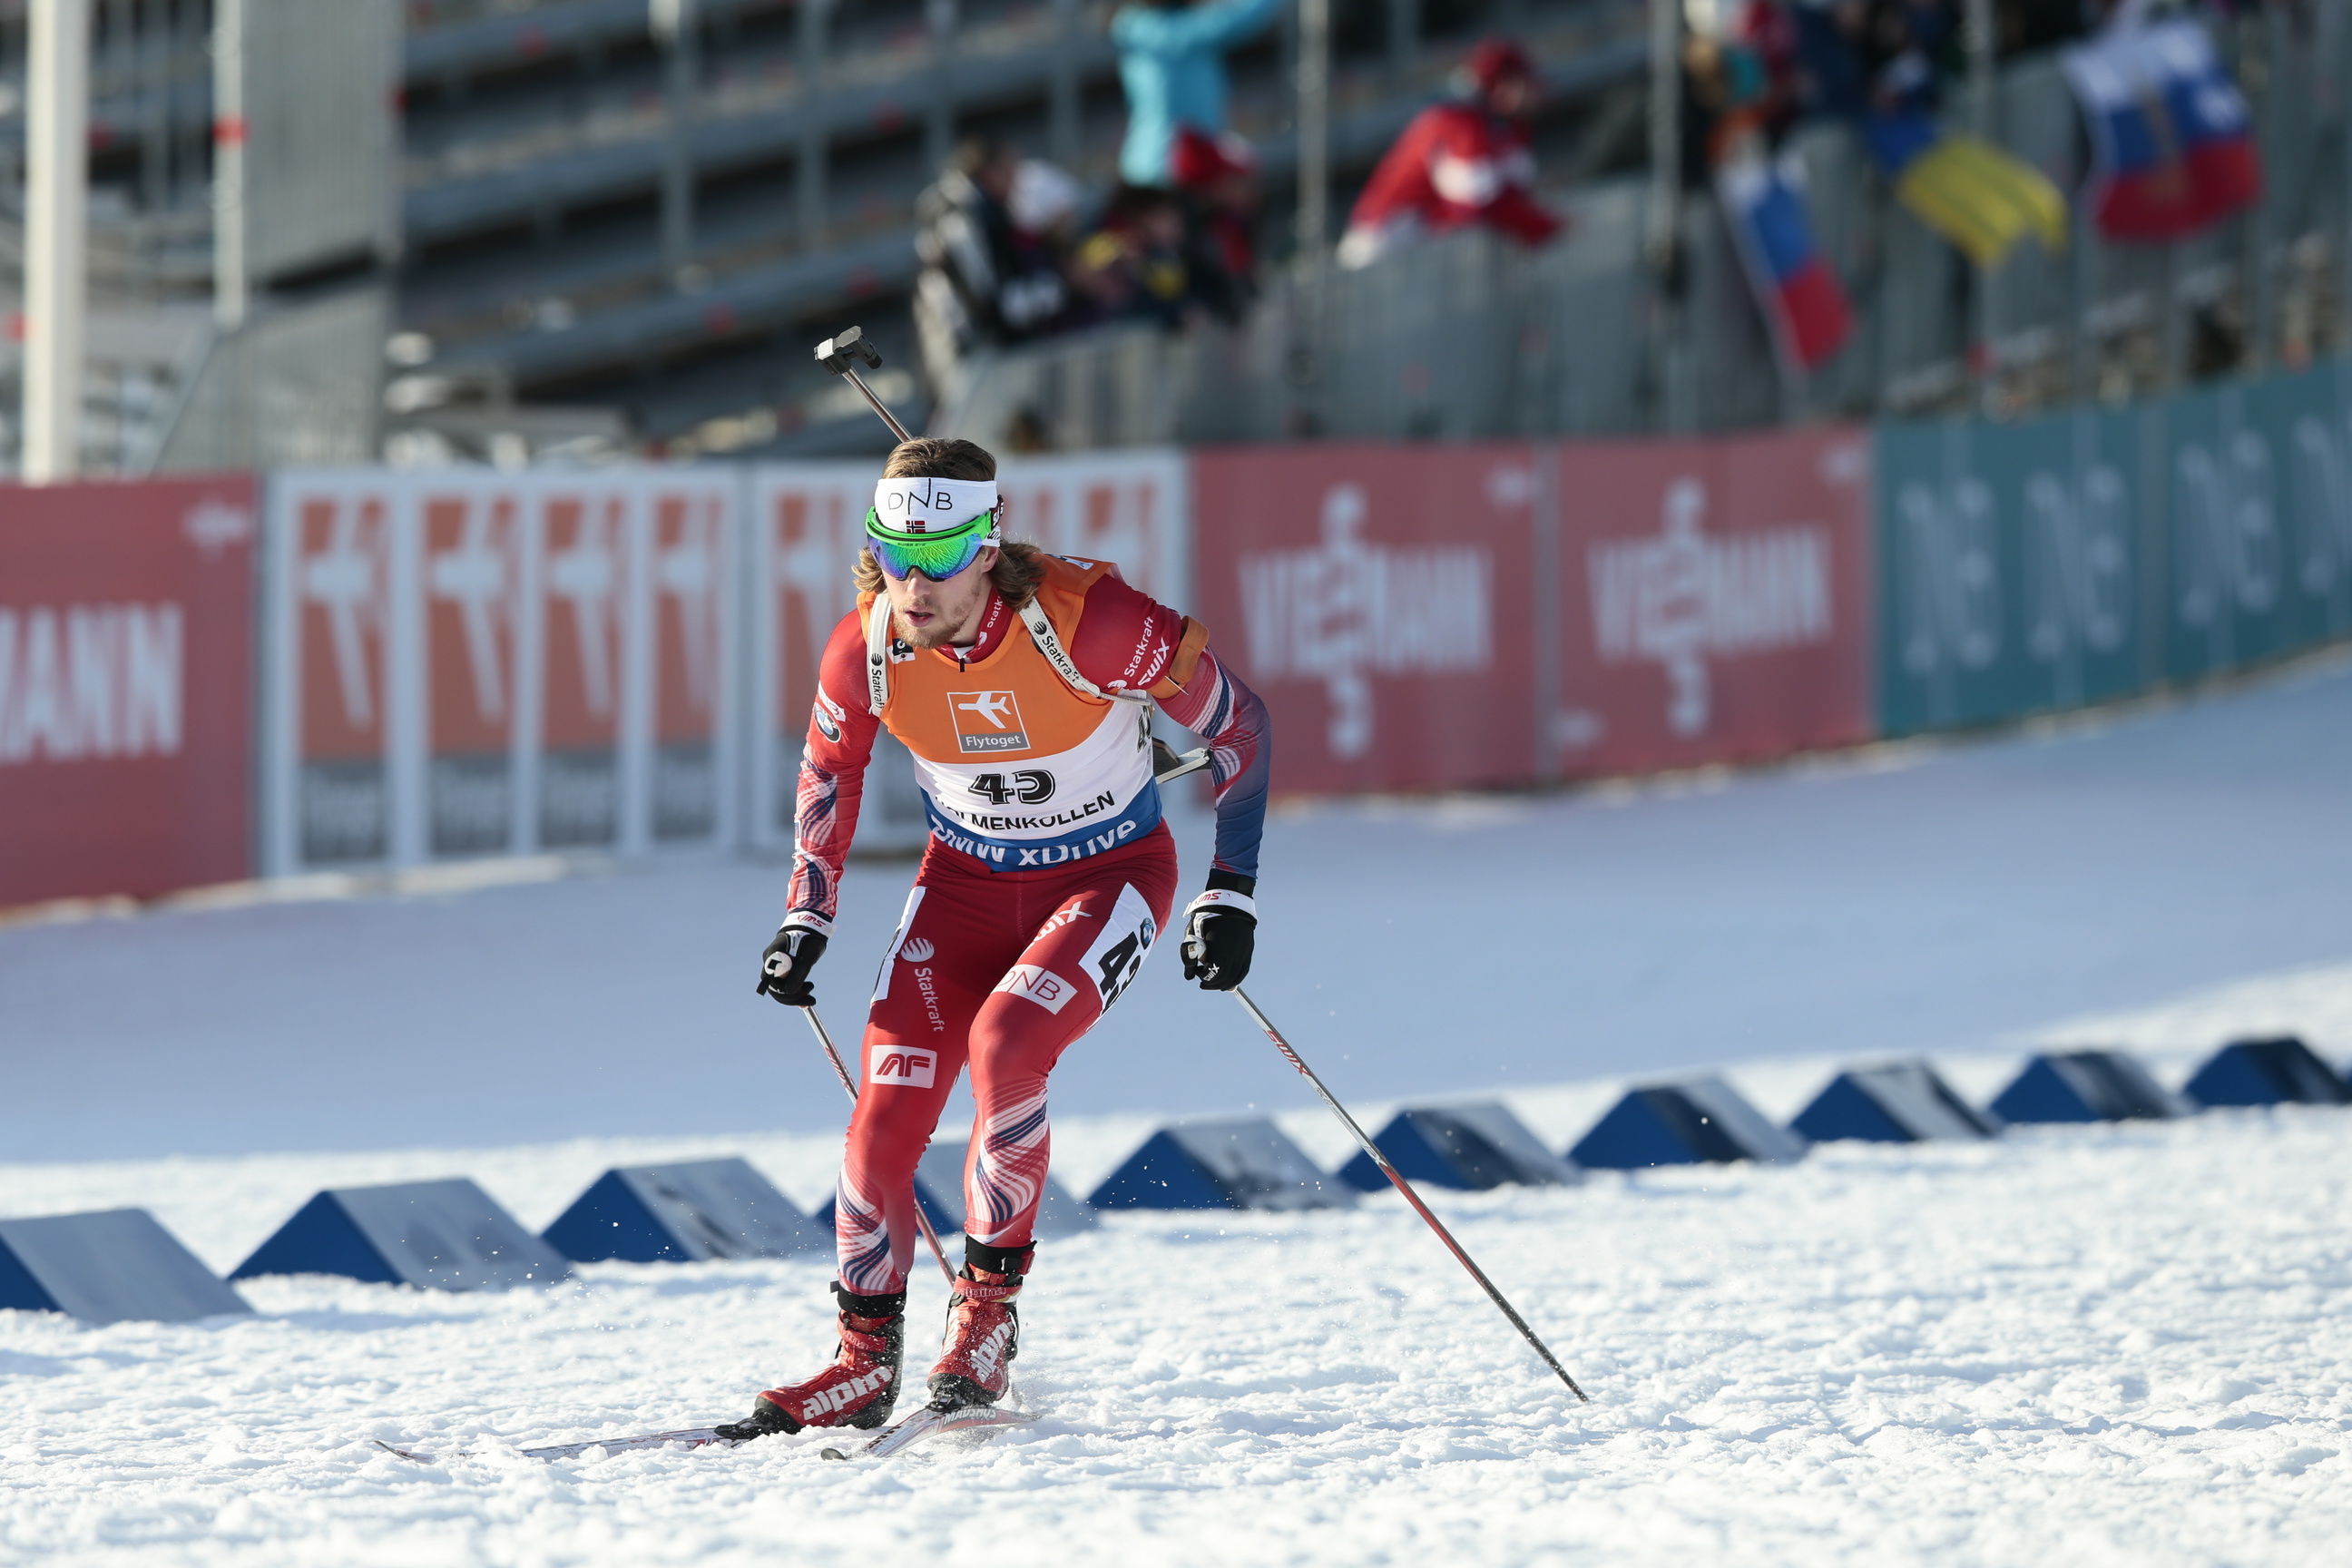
788;554;1270;1294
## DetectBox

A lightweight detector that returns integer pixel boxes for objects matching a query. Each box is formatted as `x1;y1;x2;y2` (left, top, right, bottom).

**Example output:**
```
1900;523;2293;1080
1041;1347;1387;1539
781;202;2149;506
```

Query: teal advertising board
2157;365;2352;683
1877;359;2352;736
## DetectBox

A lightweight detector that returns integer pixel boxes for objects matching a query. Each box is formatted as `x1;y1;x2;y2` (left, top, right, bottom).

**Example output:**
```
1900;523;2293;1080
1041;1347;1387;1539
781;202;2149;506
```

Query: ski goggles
865;475;1003;581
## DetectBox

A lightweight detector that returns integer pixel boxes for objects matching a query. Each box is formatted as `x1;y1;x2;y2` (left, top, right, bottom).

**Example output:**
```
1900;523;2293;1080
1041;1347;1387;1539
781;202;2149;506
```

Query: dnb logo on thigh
995;965;1078;1013
1079;884;1159;1010
868;1044;938;1088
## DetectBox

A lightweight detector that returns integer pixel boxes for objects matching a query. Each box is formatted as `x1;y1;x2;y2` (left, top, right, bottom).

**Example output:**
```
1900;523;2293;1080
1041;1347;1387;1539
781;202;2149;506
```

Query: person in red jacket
1337;37;1565;270
713;436;1271;1440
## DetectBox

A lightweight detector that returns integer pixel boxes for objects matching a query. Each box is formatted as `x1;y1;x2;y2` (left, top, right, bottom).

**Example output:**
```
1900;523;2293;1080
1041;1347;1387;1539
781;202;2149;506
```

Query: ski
522;1427;742;1462
370;1439;435;1464
369;1403;1034;1467
818;1399;1036;1461
369;1428;742;1465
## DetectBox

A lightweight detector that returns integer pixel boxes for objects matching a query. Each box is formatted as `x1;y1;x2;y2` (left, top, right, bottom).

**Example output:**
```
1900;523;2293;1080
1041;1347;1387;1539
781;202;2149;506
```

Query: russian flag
1715;151;1852;376
2062;19;2261;243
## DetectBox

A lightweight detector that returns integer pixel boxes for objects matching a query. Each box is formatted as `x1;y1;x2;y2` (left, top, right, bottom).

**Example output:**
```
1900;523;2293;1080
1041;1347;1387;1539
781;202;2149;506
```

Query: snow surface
5;649;2351;1162
5;652;2352;1565
4;1070;2350;1567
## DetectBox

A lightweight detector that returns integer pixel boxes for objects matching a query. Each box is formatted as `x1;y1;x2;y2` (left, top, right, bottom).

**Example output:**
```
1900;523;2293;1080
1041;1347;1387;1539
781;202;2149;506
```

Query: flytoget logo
948;690;1029;752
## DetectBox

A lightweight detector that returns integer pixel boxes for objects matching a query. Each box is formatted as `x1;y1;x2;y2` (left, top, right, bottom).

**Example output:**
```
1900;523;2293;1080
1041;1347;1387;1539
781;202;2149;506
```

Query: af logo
947;690;1030;752
868;1043;937;1088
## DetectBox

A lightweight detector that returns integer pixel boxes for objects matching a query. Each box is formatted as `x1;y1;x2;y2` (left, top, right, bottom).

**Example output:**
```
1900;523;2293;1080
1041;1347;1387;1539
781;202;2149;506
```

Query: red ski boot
716;1284;905;1438
927;1242;1033;1409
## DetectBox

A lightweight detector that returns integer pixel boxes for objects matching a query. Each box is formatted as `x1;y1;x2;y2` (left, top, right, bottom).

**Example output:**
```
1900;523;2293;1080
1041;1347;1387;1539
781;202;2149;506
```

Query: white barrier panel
262;467;740;874
264;452;1191;876
745;449;1191;858
744;460;926;857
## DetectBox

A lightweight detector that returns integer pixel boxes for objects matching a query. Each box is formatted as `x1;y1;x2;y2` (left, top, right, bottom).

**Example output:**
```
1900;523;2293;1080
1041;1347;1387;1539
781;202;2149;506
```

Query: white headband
871;475;1002;535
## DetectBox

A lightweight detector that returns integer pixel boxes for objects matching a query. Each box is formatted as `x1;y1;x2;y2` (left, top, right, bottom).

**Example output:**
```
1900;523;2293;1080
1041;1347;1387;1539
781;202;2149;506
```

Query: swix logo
948;690;1029;753
796;1363;892;1419
898;937;936;963
1114;614;1176;687
995;965;1077;1014
869;1044;938;1088
1036;901;1092;936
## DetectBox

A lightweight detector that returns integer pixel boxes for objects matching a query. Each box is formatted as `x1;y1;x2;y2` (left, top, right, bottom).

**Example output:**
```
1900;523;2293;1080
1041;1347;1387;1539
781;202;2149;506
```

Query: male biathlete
716;436;1271;1438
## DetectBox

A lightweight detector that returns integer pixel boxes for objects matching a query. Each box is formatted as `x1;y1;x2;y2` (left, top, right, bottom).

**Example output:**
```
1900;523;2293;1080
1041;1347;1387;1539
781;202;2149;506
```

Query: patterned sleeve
1070;573;1271;890
782;610;880;929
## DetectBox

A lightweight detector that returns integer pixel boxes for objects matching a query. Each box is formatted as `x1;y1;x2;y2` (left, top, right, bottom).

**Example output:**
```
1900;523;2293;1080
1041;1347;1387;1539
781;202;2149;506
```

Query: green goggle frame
864;507;999;581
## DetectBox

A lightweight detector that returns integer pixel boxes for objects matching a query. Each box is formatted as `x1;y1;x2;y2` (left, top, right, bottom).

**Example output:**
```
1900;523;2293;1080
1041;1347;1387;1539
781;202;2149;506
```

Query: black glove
1180;889;1256;991
756;925;828;1006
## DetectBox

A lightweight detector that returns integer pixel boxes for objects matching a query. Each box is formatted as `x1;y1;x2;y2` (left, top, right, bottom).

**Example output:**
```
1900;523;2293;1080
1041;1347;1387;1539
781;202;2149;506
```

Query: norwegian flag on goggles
867;475;1003;580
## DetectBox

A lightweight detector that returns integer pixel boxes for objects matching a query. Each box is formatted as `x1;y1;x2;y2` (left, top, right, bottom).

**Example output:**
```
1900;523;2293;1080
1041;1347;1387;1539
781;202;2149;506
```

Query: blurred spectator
1681;24;1775;183
1010;158;1087;248
914;137;1075;406
1996;0;2092;54
1171;126;1263;299
1791;0;1875;122
1338;38;1564;270
1070;183;1244;330
1111;0;1282;189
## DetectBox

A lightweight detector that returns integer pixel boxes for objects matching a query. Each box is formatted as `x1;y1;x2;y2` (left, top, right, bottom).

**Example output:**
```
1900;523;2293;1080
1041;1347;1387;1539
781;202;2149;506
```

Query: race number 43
1080;884;1158;1011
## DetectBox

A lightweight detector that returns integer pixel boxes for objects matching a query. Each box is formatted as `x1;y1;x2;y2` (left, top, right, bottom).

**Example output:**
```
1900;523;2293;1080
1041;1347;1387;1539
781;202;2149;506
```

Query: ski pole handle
1230;987;1590;1403
799;1004;959;1287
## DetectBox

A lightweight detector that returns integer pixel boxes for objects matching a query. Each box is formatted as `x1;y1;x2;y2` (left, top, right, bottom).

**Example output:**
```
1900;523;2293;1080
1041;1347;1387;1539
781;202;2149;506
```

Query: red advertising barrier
1192;443;1543;795
0;476;257;906
1191;431;1873;795
1551;427;1875;778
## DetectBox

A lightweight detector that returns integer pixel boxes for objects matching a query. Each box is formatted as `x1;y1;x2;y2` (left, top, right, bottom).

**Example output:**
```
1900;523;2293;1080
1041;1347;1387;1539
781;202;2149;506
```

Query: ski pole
1230;987;1590;1402
813;327;914;443
798;1003;959;1287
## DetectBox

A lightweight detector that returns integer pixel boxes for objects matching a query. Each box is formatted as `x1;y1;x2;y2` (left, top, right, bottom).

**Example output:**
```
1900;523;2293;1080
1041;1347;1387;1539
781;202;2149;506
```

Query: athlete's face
886;544;1000;648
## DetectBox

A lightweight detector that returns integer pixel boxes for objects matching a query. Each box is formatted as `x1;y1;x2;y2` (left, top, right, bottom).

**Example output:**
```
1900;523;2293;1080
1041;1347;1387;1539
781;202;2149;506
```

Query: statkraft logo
899;937;936;962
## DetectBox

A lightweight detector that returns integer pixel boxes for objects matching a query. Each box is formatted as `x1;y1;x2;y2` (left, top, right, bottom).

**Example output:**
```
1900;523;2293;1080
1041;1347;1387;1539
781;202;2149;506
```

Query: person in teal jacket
1112;0;1283;187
